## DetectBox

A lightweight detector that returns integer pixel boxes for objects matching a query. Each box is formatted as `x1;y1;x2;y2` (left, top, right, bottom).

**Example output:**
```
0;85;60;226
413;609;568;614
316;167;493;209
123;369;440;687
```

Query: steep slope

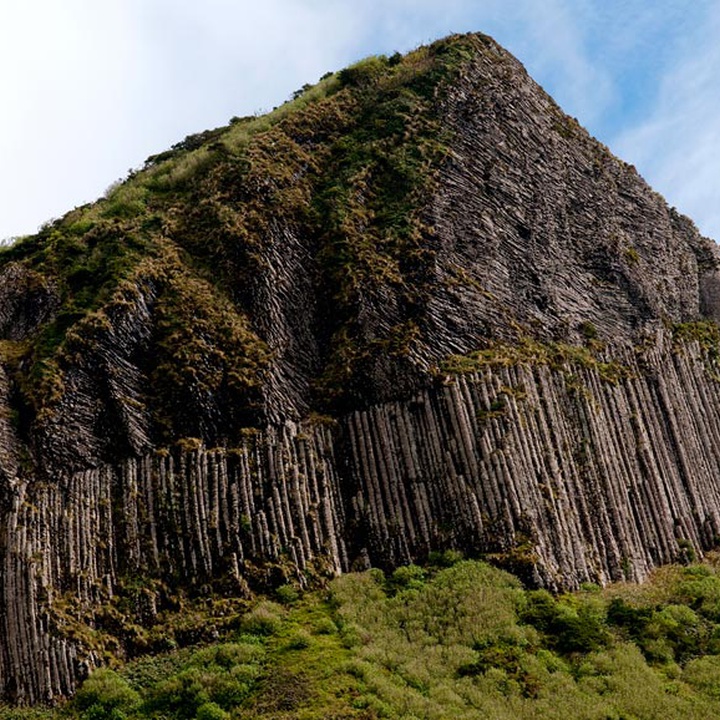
2;32;720;704
13;559;720;720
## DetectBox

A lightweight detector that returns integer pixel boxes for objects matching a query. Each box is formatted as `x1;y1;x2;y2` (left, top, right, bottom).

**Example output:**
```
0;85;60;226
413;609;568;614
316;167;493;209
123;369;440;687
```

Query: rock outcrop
2;32;720;703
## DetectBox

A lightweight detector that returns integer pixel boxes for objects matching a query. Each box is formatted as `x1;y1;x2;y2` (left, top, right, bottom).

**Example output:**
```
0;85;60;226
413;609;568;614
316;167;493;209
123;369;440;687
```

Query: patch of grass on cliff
439;336;631;384
4;222;155;417
140;36;482;411
670;320;720;380
671;320;720;354
310;38;479;408
0;35;495;425
22;555;720;719
147;259;271;442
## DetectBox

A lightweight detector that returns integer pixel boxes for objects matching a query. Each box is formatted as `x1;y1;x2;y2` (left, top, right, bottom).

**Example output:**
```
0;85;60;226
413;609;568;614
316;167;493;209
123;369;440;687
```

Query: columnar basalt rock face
6;335;720;701
0;424;349;703
341;336;720;588
3;33;720;704
422;41;720;355
0;263;59;340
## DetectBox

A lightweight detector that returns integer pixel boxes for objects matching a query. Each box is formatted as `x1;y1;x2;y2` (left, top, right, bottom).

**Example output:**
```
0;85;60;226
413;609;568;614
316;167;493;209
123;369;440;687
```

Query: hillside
9;558;720;719
3;32;720;704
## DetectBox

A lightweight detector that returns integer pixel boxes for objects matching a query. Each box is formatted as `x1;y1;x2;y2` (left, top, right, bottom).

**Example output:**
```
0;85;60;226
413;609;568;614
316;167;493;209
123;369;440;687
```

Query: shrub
677;538;697;564
146;663;258;718
275;584;300;605
339;622;365;649
683;655;720;697
74;668;141;720
520;591;610;654
141;641;265;719
338;56;388;88
313;617;337;635
386;564;426;595
652;604;706;662
607;597;653;637
240;601;284;636
677;567;720;621
196;702;230;720
578;321;598;339
286;630;312;650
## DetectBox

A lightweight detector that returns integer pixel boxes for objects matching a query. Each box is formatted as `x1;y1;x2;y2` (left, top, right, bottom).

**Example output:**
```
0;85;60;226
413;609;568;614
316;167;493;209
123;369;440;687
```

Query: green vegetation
10;557;720;719
671;320;720;355
0;33;489;436
147;259;271;441
578;320;598;340
439;335;631;384
670;320;720;380
623;246;640;265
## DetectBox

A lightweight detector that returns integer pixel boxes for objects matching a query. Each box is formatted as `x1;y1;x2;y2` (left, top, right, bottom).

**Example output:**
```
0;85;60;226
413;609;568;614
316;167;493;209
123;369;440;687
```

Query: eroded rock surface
2;33;720;702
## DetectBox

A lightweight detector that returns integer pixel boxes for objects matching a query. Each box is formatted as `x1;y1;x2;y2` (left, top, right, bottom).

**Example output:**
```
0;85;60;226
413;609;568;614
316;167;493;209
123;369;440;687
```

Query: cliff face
427;48;720;346
2;33;720;703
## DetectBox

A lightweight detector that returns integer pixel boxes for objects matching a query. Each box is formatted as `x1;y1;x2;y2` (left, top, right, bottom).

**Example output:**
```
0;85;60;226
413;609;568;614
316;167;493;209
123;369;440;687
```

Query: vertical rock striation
5;332;720;701
341;335;720;588
4;32;720;705
0;424;348;703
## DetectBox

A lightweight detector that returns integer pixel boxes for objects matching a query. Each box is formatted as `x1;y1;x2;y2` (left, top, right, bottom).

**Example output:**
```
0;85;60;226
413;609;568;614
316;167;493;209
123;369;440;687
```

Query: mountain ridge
3;32;720;704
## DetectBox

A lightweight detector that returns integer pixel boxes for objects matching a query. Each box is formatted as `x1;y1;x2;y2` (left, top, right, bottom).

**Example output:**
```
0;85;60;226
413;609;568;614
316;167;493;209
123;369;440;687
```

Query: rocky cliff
2;33;720;703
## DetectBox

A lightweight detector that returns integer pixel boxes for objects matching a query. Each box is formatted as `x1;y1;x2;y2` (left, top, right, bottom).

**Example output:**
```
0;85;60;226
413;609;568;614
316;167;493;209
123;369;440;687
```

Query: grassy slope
0;35;480;433
8;556;720;719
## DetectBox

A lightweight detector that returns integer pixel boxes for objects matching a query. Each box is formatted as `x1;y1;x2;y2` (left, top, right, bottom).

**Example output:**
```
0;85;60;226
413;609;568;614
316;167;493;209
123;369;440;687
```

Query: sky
1;0;719;241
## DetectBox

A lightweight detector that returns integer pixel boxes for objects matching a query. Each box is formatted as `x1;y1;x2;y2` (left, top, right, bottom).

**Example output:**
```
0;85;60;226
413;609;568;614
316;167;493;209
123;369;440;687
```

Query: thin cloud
493;0;615;126
612;5;720;240
1;1;718;241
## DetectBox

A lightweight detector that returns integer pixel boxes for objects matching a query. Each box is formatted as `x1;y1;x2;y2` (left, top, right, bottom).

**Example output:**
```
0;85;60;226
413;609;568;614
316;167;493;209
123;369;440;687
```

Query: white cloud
0;0;145;236
0;0;367;239
611;5;720;240
1;1;717;242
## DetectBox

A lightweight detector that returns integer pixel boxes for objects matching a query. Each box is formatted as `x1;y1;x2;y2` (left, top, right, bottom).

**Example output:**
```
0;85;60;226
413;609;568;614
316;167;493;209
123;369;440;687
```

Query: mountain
2;32;720;704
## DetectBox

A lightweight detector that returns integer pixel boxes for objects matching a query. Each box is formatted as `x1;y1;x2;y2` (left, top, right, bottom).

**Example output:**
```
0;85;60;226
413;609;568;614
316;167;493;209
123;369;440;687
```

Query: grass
438;335;631;384
15;556;720;719
0;33;490;431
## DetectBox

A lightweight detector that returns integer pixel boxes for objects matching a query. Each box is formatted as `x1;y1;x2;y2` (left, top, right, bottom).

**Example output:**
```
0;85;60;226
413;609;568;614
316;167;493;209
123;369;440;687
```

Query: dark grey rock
3;33;720;703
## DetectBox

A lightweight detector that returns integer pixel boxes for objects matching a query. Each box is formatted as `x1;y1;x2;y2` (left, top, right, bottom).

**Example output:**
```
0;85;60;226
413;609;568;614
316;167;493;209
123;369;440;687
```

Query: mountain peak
3;32;717;454
3;33;720;704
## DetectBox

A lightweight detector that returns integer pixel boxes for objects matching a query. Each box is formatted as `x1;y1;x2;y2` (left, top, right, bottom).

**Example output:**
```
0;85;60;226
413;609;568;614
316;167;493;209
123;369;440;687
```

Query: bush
240;601;284;636
521;591;610;654
652;604;706;662
196;702;230;720
386;564;425;595
74;668;141;720
578;321;598;339
275;584;300;605
338;56;388;88
607;597;653;635
678;567;720;621
683;656;720;697
146;665;256;718
143;641;264;719
428;549;464;568
286;630;312;650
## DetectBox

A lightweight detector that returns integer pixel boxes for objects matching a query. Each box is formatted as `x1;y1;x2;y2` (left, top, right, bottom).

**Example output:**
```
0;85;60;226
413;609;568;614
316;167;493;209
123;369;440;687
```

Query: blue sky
2;1;719;241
